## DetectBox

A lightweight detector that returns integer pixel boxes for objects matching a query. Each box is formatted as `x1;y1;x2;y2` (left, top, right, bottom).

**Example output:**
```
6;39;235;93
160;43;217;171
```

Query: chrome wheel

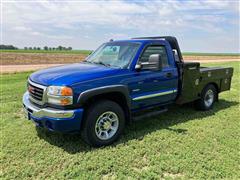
95;111;119;140
204;89;214;107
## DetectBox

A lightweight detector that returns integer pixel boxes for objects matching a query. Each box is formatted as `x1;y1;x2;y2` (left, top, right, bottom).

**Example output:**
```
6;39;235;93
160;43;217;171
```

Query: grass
1;49;239;56
1;62;239;179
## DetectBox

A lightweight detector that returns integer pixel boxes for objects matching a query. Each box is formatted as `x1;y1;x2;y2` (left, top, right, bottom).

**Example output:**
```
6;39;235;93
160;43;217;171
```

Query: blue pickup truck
23;36;233;147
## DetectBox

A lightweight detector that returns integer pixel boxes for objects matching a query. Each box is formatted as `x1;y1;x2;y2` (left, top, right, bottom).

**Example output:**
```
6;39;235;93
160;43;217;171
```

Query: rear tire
195;84;217;111
81;100;125;147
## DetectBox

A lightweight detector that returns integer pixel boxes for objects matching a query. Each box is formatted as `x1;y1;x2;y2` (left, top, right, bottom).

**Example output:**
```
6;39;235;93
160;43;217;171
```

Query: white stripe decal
132;89;177;101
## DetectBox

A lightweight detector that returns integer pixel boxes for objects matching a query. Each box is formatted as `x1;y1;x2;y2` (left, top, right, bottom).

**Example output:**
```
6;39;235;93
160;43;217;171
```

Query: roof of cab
111;38;167;44
109;36;183;61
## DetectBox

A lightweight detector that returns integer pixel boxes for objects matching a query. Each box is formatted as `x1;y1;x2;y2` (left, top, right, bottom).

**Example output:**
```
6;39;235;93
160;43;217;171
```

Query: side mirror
135;64;142;72
135;54;162;71
148;54;162;71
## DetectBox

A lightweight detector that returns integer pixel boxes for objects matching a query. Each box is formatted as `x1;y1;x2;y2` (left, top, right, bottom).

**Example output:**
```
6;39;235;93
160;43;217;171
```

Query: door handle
165;72;172;78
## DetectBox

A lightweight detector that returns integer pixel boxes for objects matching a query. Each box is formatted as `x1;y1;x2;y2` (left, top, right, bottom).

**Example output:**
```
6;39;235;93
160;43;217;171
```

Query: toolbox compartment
176;62;233;104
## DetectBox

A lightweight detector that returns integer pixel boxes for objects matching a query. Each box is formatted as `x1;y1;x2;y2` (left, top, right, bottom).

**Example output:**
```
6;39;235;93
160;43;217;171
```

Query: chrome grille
28;80;46;105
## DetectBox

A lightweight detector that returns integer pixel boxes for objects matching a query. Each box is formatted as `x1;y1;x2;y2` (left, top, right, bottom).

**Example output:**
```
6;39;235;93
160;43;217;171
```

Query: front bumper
22;92;84;133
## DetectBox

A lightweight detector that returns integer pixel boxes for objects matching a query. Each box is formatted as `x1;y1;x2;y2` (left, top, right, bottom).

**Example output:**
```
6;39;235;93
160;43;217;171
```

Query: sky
1;0;240;53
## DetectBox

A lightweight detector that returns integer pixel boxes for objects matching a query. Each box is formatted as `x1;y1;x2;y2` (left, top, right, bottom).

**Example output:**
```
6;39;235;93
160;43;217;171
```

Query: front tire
81;100;125;147
195;84;217;111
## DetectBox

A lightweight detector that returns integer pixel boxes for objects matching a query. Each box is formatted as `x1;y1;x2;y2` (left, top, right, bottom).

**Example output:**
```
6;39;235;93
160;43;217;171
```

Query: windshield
85;42;140;68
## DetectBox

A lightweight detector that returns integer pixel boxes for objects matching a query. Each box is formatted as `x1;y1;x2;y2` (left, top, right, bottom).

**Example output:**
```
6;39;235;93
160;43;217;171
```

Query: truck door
130;44;178;109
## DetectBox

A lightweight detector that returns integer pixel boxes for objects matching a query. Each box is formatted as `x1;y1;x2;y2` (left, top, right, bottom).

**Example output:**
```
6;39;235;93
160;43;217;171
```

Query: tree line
0;44;72;51
0;45;18;50
24;46;72;51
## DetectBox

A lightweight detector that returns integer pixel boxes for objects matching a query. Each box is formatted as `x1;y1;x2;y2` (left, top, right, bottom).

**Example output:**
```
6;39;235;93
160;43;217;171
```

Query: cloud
13;26;31;31
2;0;239;52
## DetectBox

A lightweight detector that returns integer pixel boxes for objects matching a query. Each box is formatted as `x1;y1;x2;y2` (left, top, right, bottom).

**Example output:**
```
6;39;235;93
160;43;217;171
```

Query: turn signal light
61;87;73;96
60;98;71;105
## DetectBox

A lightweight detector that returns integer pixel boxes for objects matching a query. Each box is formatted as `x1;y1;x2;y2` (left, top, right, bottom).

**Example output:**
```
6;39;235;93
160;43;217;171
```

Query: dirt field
0;52;239;73
0;52;86;65
1;52;239;65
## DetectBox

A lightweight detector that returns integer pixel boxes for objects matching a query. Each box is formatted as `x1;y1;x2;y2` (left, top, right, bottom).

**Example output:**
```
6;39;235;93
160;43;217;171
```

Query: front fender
77;85;131;107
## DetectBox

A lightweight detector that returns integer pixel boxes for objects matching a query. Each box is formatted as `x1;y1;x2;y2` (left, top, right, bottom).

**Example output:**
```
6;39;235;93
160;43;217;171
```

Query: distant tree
29;47;33;50
49;47;52;51
37;47;41;50
9;45;18;49
43;46;48;50
24;47;28;50
67;47;72;51
0;44;18;50
57;46;63;51
33;47;37;50
52;47;56;50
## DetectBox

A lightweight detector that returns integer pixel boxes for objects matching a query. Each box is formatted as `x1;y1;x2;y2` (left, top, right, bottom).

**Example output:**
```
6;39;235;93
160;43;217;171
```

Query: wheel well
209;82;219;101
82;92;131;122
198;82;219;97
207;82;219;93
199;82;219;101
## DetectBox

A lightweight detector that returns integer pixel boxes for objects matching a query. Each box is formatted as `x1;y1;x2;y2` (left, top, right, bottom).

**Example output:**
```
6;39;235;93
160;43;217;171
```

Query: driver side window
140;45;170;68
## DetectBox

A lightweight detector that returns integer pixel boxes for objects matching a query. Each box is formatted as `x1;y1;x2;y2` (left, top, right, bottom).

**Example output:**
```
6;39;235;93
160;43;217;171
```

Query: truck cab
23;36;233;147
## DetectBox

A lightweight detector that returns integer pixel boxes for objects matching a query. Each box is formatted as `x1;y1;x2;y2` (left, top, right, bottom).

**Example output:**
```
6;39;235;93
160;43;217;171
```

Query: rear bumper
22;92;84;133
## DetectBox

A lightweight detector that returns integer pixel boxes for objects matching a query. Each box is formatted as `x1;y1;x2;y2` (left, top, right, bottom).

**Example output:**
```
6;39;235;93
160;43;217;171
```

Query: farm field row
1;52;239;65
1;49;239;56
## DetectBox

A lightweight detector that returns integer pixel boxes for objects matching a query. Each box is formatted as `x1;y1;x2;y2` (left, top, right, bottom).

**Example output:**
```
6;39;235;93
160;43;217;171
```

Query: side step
132;107;168;121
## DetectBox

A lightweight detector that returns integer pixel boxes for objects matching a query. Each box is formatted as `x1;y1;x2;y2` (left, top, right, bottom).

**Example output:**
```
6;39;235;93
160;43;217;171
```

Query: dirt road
1;64;64;73
1;59;239;74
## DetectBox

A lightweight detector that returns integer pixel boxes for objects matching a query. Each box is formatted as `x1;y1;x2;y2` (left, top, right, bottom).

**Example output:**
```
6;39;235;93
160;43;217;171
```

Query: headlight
47;86;73;106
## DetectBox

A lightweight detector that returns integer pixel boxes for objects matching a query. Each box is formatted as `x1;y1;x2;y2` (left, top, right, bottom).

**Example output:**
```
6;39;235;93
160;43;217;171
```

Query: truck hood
30;63;121;86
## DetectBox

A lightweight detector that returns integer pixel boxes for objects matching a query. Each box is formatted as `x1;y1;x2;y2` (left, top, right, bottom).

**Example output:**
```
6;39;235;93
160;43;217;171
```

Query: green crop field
1;49;239;57
1;62;239;179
